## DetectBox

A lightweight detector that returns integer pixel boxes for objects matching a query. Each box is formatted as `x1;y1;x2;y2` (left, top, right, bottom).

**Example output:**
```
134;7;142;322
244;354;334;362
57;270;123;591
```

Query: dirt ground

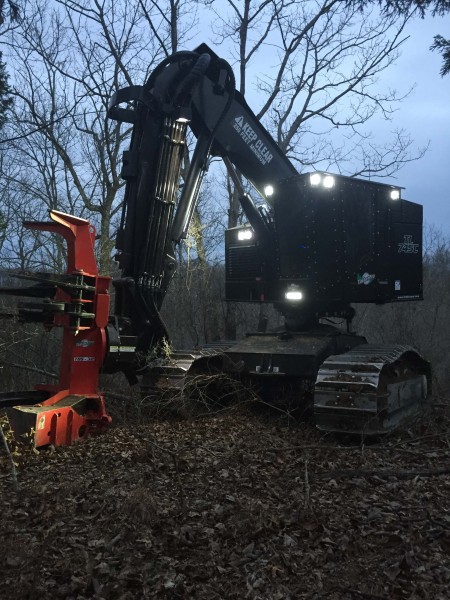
1;402;449;600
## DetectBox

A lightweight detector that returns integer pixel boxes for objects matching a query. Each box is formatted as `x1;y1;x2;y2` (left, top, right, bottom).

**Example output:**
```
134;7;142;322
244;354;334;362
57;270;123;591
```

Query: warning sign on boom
233;116;273;165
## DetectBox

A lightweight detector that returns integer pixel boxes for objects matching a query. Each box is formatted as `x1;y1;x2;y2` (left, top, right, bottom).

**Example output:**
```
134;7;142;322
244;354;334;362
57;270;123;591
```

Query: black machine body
225;172;422;323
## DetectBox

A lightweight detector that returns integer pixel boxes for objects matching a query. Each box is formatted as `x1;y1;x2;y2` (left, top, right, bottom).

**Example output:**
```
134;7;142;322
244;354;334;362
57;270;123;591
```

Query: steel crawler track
314;344;431;435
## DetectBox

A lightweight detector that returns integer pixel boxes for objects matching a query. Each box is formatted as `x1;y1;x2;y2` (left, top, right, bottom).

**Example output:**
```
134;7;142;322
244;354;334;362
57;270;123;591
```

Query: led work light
237;229;253;241
285;285;303;301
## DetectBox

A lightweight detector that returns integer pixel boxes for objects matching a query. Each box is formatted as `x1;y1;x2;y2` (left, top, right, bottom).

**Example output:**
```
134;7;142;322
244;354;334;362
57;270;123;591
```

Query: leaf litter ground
1;403;449;599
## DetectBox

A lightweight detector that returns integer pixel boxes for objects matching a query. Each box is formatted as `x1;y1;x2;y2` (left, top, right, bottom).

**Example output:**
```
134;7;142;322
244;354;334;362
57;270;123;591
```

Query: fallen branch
260;432;450;454
145;438;187;511
0;421;18;491
315;467;450;481
339;588;389;600
2;360;57;379
104;390;137;402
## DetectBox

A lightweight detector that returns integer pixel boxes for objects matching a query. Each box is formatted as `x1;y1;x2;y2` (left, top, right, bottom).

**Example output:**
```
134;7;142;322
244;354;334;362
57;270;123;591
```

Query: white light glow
310;173;321;186
264;185;274;197
285;286;303;301
390;189;400;200
323;175;335;188
237;229;253;241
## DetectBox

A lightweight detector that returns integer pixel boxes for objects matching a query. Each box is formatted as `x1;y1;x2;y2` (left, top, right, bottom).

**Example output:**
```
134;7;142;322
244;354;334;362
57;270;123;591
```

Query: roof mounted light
264;184;274;197
310;173;321;186
323;175;335;188
390;189;400;200
310;172;335;189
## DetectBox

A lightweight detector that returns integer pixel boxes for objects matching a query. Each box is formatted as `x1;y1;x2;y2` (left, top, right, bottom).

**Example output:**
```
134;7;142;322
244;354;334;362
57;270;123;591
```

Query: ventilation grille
226;246;261;279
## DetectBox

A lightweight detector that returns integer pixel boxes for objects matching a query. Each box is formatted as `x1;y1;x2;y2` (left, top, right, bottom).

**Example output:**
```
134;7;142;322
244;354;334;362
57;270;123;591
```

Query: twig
193;398;256;420
263;480;283;502
0;421;18;490
258;434;450;454
390;433;450;448
145;438;186;511
304;457;310;509
2;360;57;379
340;588;389;600
170;452;186;512
195;444;218;458
315;467;450;481
104;390;138;402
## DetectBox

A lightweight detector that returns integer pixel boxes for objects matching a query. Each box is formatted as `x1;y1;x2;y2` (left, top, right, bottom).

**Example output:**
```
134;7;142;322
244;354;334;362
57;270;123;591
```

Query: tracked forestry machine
0;44;430;447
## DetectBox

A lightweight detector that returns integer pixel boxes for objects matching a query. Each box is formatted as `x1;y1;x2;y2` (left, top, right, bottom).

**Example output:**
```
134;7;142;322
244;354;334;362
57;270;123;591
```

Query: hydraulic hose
173;53;211;105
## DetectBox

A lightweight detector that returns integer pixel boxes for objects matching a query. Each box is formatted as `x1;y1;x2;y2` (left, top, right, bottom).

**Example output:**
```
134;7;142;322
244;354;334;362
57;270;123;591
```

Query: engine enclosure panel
225;173;422;307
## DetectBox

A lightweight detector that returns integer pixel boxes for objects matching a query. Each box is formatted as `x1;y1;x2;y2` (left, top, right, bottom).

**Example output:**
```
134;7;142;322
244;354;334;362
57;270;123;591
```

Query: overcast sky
376;14;450;233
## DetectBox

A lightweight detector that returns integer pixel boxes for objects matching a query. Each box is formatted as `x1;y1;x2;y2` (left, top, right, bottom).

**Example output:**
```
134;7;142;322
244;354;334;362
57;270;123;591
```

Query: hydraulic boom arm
104;44;297;379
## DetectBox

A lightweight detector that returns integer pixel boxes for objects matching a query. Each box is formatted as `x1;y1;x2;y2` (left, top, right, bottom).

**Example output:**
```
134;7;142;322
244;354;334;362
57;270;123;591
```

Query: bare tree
0;0;199;273
0;0;19;25
358;0;450;76
209;0;424;176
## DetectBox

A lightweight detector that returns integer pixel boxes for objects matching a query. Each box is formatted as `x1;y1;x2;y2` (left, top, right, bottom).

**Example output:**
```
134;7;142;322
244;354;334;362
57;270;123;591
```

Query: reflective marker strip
109;346;136;353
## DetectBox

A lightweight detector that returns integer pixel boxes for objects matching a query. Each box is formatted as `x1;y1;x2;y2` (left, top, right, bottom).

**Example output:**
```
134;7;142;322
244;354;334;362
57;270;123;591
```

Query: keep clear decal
357;272;375;285
398;235;419;253
232;116;273;165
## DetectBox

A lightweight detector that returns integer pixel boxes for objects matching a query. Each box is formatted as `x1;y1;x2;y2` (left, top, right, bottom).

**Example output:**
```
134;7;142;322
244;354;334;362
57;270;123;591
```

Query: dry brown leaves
1;403;449;600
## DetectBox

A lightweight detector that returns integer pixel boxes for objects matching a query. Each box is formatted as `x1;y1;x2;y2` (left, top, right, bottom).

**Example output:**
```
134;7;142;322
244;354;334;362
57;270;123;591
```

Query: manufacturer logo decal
232;116;273;165
74;356;95;362
76;339;94;348
357;272;375;286
398;235;419;254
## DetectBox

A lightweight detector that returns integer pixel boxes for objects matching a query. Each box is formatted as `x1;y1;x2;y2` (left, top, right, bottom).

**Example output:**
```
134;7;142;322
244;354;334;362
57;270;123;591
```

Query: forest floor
0;399;449;600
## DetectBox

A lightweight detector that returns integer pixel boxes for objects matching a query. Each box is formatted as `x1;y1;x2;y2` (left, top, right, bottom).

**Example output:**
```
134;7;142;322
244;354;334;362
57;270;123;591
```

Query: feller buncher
0;44;430;447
